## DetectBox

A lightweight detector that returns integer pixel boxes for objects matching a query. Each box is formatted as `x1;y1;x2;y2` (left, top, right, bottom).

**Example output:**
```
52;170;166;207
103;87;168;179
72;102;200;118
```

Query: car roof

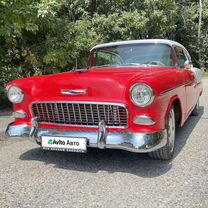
90;39;186;51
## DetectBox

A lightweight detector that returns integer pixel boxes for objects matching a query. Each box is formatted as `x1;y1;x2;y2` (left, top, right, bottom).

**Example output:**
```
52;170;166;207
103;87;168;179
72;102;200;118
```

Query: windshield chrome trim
90;65;177;69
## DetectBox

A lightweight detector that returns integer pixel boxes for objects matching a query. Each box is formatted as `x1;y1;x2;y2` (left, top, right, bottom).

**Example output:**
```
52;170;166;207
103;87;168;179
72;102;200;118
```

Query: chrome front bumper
6;121;167;153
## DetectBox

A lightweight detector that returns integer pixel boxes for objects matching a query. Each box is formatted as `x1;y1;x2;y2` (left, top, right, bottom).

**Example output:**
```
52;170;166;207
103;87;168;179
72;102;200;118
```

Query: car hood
11;66;175;104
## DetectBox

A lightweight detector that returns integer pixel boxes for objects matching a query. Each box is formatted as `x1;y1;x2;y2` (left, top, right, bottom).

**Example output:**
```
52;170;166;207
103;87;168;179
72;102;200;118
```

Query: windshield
92;43;174;67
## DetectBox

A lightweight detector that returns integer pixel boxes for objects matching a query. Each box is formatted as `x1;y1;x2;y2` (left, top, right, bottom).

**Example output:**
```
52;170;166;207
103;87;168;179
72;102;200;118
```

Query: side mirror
184;60;192;69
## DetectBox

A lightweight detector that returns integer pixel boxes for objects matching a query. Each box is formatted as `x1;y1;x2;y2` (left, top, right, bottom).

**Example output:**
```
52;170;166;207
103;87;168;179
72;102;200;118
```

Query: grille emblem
61;89;88;96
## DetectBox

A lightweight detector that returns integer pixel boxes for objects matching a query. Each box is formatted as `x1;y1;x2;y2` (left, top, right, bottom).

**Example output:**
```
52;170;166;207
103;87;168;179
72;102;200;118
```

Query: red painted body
7;63;202;134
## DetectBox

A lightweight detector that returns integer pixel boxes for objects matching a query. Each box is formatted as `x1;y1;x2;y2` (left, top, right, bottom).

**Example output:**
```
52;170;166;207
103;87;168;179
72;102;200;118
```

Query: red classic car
6;39;203;160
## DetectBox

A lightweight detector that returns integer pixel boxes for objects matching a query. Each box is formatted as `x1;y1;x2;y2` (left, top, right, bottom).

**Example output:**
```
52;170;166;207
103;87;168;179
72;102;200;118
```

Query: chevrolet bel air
6;39;203;160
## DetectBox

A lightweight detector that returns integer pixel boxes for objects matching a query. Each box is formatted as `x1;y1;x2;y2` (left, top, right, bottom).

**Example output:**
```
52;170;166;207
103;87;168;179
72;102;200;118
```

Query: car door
174;46;197;115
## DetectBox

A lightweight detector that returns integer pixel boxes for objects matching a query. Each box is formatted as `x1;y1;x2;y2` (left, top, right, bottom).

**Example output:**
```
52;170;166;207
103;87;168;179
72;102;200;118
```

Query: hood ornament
61;89;88;96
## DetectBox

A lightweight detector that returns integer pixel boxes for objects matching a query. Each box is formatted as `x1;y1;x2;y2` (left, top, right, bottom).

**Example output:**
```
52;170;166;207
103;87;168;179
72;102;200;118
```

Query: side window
175;47;188;67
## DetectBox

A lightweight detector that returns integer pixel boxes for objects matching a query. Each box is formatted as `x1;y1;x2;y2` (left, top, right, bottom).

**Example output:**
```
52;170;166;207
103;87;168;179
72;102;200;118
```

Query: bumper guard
6;119;167;153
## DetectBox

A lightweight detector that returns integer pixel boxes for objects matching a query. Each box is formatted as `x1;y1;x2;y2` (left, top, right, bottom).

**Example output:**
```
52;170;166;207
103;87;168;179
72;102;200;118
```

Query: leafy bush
0;86;11;109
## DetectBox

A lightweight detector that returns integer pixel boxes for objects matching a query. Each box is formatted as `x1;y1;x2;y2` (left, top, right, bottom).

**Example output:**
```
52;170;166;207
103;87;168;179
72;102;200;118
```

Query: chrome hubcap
167;109;175;153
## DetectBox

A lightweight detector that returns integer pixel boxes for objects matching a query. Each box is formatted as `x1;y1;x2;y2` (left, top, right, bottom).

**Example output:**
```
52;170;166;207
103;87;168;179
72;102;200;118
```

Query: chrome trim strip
30;101;127;107
30;101;128;129
5;123;167;153
184;81;193;87
194;81;202;88
160;83;185;96
160;81;198;96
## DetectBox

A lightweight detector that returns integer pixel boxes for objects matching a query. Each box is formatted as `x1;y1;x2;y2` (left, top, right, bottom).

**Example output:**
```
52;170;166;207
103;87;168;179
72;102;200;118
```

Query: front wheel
148;107;176;160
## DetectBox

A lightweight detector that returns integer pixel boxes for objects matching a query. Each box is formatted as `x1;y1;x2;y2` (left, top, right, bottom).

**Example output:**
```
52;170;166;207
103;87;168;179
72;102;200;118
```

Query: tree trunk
198;0;203;71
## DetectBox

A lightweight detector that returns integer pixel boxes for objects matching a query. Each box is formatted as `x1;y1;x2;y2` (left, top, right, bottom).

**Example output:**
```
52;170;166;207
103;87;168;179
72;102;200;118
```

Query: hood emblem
61;89;88;96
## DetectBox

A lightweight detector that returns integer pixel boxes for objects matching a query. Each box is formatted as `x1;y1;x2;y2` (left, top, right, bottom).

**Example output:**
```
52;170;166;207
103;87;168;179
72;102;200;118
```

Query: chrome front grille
31;102;128;128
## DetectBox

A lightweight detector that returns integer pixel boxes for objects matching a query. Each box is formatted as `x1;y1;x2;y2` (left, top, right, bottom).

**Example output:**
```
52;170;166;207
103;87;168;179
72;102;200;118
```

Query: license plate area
41;136;87;153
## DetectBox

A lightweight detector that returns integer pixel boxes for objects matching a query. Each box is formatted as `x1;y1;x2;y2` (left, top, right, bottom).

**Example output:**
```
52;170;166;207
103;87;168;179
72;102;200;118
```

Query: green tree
0;0;208;88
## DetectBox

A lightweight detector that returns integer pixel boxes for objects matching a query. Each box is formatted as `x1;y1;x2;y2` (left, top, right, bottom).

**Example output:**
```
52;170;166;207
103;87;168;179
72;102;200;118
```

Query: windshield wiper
71;67;89;73
121;63;143;66
121;63;163;67
91;64;120;68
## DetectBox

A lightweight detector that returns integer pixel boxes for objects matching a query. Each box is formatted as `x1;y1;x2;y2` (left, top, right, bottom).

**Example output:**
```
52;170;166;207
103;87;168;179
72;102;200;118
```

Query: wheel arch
165;96;183;127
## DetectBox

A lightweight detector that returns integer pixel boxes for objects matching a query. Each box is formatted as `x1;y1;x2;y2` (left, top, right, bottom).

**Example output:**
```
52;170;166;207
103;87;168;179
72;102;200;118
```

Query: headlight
130;83;154;107
7;86;24;104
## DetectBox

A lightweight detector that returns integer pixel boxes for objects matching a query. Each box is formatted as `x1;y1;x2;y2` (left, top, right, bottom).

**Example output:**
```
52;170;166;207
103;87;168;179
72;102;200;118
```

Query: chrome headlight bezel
130;83;155;107
7;85;24;104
